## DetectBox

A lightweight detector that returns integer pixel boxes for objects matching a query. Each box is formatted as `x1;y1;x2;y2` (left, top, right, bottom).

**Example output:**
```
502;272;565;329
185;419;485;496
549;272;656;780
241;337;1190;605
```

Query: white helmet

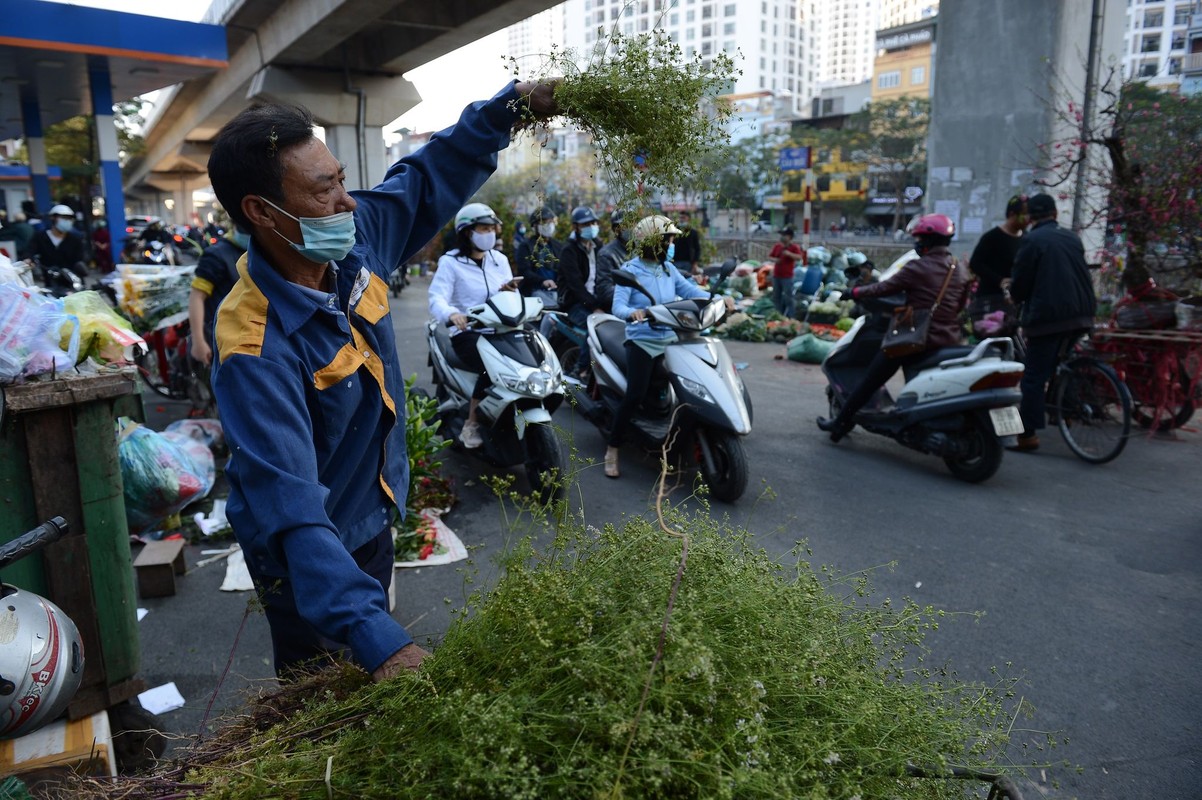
0;585;85;740
631;214;682;241
48;204;74;218
454;202;500;232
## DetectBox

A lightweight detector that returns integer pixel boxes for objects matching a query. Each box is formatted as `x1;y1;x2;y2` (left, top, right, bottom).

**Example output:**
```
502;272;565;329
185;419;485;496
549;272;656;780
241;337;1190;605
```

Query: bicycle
135;318;214;416
1016;330;1133;464
1089;327;1202;432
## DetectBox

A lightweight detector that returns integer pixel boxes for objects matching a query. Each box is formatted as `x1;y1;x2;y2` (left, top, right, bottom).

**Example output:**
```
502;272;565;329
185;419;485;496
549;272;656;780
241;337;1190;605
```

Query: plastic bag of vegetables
118;420;215;532
786;332;837;363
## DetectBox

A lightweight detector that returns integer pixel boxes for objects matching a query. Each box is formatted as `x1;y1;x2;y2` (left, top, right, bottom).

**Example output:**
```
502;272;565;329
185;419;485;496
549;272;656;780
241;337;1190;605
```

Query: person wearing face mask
188;223;251;373
29;204;87;279
206;81;558;685
673;210;703;278
514;206;563;301
557;205;605;380
428;203;522;448
594;210;629;312
603;215;734;478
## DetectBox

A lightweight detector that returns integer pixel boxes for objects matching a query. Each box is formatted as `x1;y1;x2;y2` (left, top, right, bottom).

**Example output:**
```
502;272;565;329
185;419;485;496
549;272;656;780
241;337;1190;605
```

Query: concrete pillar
246;66;421;191
20;97;51;215
926;0;1126;260
89;64;129;258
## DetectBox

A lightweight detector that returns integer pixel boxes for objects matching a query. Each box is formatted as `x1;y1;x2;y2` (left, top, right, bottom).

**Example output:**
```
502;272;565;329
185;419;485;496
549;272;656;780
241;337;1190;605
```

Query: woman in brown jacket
817;214;971;442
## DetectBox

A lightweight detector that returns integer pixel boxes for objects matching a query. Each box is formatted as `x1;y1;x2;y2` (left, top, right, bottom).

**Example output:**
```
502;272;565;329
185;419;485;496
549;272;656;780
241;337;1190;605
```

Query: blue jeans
772;276;795;318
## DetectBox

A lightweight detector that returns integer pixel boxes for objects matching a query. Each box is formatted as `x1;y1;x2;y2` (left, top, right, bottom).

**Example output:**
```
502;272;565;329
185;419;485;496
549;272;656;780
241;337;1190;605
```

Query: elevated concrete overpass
128;0;558;217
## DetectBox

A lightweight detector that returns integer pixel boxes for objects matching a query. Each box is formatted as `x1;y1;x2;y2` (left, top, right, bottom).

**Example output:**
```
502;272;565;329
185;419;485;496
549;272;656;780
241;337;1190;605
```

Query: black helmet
610;210;626;227
529;205;556;227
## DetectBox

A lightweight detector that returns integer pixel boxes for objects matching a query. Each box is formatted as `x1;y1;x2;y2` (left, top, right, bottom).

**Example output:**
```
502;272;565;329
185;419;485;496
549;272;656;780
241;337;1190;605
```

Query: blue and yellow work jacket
211;82;523;673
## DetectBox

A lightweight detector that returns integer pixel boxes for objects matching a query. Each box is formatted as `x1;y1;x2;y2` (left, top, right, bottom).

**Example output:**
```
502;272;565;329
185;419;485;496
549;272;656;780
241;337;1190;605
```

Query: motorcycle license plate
989;407;1024;437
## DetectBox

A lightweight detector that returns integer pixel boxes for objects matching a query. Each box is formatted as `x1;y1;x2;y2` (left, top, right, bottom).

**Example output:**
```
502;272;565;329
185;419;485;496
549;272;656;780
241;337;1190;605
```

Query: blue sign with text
778;146;811;171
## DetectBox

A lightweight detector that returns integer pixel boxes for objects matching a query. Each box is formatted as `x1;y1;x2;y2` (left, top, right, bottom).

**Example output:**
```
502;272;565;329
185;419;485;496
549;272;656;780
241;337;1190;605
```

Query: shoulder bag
881;264;956;358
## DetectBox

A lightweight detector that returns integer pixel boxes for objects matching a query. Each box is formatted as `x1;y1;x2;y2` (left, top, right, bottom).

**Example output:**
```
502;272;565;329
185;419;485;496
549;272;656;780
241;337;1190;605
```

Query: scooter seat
595;318;630;374
903;346;977;379
432;323;474;371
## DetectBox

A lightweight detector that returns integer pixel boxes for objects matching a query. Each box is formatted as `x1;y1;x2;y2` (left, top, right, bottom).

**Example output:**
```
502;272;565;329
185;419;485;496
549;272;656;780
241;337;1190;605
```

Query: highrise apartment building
814;0;878;87
561;0;817;117
877;0;937;30
507;4;566;74
1122;0;1195;87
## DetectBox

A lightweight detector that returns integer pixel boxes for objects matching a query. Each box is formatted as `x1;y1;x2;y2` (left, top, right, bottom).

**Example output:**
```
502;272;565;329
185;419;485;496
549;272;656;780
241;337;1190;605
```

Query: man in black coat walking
1008;193;1097;452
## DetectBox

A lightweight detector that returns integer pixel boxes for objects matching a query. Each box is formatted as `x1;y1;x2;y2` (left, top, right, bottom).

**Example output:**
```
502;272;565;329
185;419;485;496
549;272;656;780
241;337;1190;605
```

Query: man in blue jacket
1009;193;1097;452
208;81;556;682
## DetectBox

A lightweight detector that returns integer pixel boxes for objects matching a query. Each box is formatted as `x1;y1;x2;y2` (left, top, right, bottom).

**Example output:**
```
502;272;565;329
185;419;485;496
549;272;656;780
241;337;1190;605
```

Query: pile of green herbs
517;30;739;238
76;508;1045;799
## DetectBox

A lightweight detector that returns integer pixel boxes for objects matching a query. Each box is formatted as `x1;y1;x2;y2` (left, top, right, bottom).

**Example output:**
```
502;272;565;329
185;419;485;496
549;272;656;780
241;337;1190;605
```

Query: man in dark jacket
29;204;87;278
1008;193;1097;452
514;206;563;300
594;210;629;311
558;205;605;379
817;213;969;442
673;210;702;277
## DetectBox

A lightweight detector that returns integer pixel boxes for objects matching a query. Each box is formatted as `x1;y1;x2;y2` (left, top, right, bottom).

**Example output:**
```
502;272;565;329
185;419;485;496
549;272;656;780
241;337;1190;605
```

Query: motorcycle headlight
501;369;556;398
677;375;715;404
674;310;702;330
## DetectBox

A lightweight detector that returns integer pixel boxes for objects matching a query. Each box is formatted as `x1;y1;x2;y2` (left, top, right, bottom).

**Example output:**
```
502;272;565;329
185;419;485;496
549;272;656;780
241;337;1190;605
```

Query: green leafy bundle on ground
71;509;1041;799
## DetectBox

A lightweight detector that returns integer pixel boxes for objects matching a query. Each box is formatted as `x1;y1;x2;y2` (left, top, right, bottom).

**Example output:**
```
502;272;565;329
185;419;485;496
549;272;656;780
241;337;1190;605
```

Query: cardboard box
0;709;116;778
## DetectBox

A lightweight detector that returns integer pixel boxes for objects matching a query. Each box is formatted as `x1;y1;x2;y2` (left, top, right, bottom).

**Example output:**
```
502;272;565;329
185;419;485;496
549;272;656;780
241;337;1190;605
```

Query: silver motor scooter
569;262;753;502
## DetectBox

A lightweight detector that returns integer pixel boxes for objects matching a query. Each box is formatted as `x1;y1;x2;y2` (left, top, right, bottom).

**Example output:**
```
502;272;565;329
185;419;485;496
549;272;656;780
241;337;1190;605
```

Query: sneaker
459;420;484;449
1006;433;1040;452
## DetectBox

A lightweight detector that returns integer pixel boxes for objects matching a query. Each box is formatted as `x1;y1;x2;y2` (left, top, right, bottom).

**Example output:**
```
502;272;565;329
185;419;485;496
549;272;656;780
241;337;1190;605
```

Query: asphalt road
138;276;1200;798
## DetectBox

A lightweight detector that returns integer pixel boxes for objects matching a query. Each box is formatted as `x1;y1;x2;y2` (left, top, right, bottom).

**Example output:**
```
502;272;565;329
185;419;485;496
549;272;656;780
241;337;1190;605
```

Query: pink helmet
909;214;955;238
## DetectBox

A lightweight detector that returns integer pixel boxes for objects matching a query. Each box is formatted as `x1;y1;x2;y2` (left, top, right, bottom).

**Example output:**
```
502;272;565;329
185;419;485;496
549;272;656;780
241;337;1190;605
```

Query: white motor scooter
569;262;753;502
426;291;566;499
821;252;1025;483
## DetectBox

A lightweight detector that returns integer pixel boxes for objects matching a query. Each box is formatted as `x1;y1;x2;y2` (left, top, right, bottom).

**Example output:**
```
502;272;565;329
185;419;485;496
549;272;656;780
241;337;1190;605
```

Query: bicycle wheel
1054;357;1132;464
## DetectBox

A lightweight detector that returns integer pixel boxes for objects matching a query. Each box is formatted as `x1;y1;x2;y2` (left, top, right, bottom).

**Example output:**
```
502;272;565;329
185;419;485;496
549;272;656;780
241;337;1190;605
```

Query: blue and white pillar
89;64;128;259
20;97;51;216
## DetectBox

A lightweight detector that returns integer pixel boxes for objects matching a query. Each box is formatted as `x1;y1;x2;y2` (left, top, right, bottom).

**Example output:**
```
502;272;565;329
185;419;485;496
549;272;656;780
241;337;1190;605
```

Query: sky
49;0;518;135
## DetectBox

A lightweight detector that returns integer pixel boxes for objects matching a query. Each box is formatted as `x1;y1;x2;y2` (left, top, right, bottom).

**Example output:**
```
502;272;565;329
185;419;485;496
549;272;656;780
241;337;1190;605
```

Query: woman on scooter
816;213;971;442
428;202;523;449
603;215;734;478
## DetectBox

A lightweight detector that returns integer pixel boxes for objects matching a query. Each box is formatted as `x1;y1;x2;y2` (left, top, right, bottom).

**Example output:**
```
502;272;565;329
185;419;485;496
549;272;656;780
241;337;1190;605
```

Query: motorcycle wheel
943;414;1004;484
697;429;749;503
134;334;174;399
524;423;565;502
558;345;581;376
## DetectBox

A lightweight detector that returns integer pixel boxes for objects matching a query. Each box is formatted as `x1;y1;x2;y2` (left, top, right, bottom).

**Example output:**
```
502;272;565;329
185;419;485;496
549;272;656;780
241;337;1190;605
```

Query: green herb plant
508;24;740;251
392;375;455;559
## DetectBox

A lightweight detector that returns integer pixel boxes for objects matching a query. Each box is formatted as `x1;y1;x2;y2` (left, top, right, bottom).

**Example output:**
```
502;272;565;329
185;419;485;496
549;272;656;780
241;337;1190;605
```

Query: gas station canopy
0;0;227;142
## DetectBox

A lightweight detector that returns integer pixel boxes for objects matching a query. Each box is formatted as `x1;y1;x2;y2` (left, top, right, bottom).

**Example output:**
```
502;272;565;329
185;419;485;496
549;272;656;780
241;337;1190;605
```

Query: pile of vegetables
765;317;804;342
394;377;456;560
806;298;855;324
66;500;1051;800
715;312;767;342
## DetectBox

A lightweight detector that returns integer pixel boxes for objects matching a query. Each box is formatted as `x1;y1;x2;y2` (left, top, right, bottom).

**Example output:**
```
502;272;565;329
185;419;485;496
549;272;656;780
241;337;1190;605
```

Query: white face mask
470;230;497;252
537;222;556;238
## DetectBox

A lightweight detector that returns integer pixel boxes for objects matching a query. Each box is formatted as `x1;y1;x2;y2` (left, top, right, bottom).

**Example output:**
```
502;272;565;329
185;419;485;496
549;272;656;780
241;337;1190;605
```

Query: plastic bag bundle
115;264;195;332
118;421;215;533
806;246;831;265
0;285;80;383
165;418;225;454
0;252;36;288
786;333;836;364
63;291;146;364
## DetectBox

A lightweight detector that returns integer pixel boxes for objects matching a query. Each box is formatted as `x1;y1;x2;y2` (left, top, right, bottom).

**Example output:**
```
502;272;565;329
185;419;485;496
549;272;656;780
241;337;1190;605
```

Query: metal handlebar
0;517;69;570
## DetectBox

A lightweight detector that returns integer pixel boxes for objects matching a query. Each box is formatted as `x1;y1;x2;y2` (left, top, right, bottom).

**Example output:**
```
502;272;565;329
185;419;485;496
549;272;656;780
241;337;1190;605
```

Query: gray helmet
0;585;85;740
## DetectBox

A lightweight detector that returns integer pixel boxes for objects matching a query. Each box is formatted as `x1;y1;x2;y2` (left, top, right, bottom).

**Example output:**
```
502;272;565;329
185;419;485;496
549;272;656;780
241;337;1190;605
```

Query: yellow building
872;17;937;101
780;145;866;206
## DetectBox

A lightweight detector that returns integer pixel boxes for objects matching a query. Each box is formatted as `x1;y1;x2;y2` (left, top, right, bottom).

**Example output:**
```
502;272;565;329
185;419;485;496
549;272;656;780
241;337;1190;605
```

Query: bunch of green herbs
513;29;739;242
82;506;1050;799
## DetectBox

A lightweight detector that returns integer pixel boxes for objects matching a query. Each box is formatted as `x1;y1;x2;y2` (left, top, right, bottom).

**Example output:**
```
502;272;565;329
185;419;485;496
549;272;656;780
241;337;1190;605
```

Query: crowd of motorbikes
425;243;1028;503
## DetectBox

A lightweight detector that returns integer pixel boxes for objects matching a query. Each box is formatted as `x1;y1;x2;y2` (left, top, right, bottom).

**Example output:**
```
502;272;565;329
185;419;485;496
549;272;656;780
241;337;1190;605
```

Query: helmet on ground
909;213;955;238
0;586;85;740
529;205;556;226
454;203;500;232
570;206;598;225
632;214;682;240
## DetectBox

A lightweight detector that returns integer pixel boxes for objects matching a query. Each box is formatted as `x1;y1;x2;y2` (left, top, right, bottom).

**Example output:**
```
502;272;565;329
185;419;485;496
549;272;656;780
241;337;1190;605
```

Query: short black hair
1005;194;1028;218
208;103;316;232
